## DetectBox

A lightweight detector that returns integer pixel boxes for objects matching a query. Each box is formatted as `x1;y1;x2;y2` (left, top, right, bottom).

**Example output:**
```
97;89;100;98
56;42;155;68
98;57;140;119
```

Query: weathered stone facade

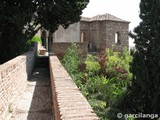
80;13;130;52
38;13;130;54
52;42;88;59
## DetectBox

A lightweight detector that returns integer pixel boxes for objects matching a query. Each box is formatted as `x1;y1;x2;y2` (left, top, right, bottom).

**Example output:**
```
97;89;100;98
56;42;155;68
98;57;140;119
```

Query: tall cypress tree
122;0;160;115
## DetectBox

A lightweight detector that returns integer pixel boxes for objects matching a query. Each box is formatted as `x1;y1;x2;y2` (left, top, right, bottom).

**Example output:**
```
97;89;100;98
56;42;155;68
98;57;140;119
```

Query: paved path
10;68;53;120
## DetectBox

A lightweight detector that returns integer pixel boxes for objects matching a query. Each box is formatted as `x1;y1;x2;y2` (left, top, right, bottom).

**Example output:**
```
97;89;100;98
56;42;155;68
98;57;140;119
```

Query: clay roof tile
81;13;130;23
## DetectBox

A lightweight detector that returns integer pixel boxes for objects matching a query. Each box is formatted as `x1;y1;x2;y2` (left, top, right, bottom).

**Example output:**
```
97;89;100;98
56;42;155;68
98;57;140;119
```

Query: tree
0;0;89;64
112;0;160;118
0;0;36;63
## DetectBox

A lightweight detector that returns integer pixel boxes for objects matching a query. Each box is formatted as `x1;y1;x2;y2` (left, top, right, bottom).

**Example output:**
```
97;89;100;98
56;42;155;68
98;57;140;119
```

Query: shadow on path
27;68;53;120
10;57;53;120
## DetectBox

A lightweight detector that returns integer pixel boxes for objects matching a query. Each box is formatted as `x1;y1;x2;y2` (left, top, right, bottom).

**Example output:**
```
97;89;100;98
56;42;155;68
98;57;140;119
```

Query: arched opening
81;32;86;42
41;29;47;47
115;32;121;45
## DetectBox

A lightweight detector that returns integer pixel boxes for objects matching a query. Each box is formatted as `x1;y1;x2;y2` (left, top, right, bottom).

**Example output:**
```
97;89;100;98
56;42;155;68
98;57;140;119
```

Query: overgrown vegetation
112;0;160;119
27;36;42;45
62;43;133;119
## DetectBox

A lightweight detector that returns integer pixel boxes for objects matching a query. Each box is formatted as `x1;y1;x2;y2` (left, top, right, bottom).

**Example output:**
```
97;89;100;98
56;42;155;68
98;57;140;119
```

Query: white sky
82;0;141;46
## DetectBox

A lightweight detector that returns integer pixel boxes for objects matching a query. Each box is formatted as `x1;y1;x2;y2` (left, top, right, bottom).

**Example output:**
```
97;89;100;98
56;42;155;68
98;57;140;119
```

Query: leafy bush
62;43;82;74
27;36;42;45
62;44;133;120
61;43;85;87
85;54;100;75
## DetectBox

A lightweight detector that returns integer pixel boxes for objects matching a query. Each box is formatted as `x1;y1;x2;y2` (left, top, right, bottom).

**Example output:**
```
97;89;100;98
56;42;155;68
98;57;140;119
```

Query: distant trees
0;0;89;64
112;0;160;118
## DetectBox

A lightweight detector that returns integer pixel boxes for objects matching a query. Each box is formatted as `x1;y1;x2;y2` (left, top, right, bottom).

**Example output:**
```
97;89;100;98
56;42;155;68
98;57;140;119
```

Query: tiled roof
81;13;130;23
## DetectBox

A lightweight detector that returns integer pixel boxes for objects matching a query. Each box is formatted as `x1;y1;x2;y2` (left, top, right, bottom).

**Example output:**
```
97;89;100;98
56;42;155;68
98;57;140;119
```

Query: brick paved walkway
10;68;53;120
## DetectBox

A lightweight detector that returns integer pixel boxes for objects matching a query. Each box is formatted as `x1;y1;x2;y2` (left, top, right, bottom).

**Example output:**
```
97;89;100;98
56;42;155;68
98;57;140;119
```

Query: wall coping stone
49;55;100;120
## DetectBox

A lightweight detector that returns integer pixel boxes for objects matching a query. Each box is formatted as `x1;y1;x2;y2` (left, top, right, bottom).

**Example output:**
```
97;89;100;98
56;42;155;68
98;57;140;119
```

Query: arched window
115;32;121;45
81;32;86;42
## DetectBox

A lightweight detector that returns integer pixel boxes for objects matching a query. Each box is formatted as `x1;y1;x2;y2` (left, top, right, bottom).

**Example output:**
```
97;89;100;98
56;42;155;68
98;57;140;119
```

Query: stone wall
105;21;129;52
89;21;104;51
0;50;35;120
89;21;98;49
80;21;90;42
52;42;88;59
49;55;100;120
80;20;129;52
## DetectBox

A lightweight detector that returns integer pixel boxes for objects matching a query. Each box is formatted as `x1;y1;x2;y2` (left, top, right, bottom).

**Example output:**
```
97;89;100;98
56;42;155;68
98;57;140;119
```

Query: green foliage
0;0;36;63
85;54;100;75
88;99;108;119
27;36;42;45
61;43;85;87
62;44;133;120
116;0;160;118
62;43;82;75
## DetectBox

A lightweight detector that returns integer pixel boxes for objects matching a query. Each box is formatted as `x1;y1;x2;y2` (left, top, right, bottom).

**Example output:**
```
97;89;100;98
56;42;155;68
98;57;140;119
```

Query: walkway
10;57;53;120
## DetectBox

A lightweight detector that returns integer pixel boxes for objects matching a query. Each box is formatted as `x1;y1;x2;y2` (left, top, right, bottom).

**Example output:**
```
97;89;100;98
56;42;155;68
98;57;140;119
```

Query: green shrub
27;36;42;45
85;54;100;75
62;44;133;120
61;43;85;88
62;43;82;74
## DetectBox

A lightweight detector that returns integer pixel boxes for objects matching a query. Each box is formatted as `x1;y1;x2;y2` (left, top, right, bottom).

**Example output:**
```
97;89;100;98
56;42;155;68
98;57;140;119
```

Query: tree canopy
111;0;160;117
0;0;89;63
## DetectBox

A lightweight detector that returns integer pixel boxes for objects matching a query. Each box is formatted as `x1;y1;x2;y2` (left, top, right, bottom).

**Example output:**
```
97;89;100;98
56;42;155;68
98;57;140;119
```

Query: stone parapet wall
0;50;35;120
80;19;129;52
49;55;100;120
52;42;88;59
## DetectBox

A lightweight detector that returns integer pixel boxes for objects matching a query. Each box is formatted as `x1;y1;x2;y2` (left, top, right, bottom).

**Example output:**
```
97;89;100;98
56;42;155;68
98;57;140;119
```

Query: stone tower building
80;13;130;51
39;13;130;56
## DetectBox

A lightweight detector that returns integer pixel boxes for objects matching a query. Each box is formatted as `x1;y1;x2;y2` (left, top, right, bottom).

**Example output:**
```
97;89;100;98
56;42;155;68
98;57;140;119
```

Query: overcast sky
82;0;141;46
